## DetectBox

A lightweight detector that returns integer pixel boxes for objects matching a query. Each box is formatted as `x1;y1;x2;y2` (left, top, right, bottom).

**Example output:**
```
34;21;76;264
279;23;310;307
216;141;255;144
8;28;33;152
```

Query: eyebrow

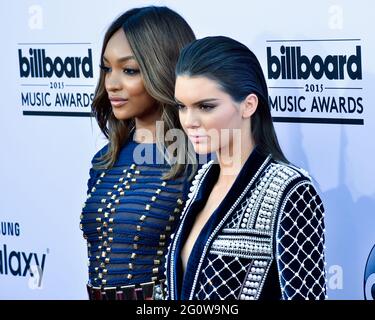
102;55;135;63
174;97;220;106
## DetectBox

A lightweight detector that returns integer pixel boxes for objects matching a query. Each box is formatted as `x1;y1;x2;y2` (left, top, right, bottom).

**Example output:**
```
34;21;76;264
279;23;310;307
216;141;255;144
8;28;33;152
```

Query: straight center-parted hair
175;36;288;163
92;6;197;179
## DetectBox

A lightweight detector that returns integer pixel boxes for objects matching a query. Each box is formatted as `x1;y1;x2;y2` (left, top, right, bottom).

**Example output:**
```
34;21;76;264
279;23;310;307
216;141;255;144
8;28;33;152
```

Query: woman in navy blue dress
80;6;197;300
162;36;327;300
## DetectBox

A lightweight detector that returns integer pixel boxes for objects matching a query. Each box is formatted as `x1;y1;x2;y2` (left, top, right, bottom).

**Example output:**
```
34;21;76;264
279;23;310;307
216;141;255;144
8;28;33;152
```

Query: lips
109;97;128;107
188;135;207;143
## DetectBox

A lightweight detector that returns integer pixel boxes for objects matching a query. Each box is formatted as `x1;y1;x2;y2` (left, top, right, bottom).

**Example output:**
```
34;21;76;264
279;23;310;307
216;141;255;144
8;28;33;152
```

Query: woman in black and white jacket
157;36;327;300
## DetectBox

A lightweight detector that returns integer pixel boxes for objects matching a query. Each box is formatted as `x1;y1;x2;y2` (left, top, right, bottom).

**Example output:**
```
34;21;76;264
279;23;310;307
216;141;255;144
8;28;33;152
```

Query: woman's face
102;29;157;121
175;75;243;155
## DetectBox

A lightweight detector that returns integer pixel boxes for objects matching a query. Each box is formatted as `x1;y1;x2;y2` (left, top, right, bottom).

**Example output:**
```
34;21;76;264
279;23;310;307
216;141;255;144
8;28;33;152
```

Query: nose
181;108;200;129
105;71;122;92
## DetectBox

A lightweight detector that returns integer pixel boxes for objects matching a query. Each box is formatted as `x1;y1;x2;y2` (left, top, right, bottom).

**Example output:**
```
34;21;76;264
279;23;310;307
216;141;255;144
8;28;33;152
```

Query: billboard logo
19;48;93;78
267;45;362;80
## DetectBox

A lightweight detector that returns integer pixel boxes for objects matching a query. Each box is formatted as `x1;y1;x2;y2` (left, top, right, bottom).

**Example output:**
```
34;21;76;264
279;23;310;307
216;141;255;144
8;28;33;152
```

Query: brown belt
87;280;164;300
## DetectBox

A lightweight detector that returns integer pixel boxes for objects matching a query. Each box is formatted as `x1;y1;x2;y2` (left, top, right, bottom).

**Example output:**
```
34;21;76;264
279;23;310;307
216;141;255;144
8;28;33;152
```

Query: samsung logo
1;221;20;237
0;244;46;277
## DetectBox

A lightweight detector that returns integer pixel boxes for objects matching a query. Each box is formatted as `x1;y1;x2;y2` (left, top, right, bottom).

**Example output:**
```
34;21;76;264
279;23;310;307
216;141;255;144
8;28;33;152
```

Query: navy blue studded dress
80;135;189;289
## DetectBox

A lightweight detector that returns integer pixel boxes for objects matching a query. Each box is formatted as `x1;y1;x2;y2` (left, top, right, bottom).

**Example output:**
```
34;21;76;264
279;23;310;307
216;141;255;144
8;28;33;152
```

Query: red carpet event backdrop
0;0;374;299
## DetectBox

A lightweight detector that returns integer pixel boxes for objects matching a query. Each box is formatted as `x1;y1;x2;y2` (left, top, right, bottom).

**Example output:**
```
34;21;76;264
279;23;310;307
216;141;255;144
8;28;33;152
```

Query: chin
112;108;135;121
192;143;213;155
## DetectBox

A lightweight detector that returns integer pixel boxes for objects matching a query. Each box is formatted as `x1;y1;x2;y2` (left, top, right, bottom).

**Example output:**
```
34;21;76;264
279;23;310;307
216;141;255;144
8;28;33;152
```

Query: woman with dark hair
80;6;197;300
161;36;327;300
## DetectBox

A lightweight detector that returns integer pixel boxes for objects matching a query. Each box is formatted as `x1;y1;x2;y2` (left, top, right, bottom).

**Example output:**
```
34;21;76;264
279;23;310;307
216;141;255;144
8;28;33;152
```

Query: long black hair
175;36;288;163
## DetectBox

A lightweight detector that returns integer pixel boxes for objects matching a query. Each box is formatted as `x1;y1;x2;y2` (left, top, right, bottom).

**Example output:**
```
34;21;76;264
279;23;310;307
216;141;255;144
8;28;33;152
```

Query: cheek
205;109;240;147
204;108;239;132
125;77;147;97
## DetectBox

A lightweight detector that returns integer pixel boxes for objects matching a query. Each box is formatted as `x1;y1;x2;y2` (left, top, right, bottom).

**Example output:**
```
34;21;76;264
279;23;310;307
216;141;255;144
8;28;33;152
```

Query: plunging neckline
181;172;237;272
173;145;270;299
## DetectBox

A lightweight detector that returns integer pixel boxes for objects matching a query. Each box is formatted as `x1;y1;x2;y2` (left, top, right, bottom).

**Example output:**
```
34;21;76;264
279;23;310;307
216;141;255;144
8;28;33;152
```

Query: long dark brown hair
92;6;197;179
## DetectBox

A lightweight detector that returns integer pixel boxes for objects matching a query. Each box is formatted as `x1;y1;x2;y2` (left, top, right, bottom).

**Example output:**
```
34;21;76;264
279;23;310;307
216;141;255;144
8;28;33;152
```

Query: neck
134;110;161;143
215;129;255;183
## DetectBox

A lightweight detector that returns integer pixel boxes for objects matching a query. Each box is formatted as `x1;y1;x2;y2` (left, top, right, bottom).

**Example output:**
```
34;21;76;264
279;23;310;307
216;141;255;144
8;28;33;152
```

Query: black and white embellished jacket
161;146;327;300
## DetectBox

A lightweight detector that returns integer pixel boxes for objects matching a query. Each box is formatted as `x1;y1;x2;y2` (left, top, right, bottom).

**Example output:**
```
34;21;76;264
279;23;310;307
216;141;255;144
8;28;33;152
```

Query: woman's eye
176;103;186;110
199;104;216;111
99;64;111;73
123;68;140;75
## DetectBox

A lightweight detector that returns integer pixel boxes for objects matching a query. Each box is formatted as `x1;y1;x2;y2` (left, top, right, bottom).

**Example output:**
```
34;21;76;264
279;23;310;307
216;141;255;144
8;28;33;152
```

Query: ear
241;93;258;119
